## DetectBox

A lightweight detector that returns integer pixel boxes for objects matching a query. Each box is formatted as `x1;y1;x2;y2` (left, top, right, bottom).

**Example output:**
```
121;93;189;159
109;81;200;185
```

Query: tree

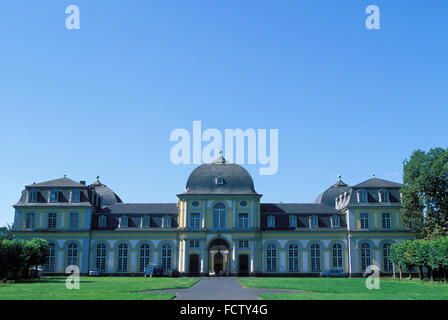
402;148;448;239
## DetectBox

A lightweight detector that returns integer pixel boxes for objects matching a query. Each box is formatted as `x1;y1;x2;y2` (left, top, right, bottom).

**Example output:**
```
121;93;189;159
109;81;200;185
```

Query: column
250;240;255;273
232;240;237;273
202;200;206;228
200;241;205;272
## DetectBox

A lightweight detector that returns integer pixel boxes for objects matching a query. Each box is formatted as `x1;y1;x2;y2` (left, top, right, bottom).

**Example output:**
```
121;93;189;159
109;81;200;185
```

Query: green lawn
239;278;448;300
0;276;198;300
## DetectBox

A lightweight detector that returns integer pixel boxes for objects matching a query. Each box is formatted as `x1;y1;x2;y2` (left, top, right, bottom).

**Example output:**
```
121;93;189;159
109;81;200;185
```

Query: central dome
183;154;258;195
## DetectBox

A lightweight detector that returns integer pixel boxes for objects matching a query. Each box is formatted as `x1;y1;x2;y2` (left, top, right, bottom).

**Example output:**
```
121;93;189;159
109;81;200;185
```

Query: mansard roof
261;203;342;215
26;177;86;188
353;177;402;189
99;203;178;215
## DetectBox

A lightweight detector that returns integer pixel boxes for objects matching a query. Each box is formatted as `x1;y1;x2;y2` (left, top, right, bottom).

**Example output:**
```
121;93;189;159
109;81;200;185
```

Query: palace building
12;155;413;276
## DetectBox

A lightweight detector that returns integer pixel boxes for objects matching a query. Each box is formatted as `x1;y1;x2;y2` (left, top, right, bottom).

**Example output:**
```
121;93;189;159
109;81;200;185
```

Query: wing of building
12;158;413;276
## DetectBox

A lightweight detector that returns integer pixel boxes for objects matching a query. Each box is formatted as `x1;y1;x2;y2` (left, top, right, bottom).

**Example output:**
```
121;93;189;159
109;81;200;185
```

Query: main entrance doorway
208;238;230;274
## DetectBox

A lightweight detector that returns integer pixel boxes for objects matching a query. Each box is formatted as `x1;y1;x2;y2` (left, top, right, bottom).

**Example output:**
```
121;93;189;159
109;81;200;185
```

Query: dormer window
98;215;107;228
28;190;37;203
331;215;341;228
380;190;389;202
216;177;224;185
120;215;128;228
289;215;297;228
309;216;318;228
142;215;151;228
163;215;172;228
71;190;80;203
49;190;59;203
267;215;275;228
358;190;368;203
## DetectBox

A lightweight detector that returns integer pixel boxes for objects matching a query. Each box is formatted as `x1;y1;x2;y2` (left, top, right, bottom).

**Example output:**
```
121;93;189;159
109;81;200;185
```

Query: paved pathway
141;277;308;300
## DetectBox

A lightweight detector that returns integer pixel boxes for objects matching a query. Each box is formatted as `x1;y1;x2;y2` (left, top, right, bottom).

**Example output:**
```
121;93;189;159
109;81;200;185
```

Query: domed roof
314;175;351;207
183;154;258;195
89;177;122;206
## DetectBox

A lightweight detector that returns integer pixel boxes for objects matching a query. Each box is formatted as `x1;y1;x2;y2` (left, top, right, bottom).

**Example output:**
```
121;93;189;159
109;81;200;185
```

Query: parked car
319;269;348;278
208;270;216;277
144;265;163;277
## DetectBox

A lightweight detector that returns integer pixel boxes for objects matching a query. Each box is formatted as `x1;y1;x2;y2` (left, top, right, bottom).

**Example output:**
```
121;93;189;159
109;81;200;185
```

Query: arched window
66;243;78;267
139;243;151;272
44;243;56;272
212;203;226;229
161;243;172;272
117;244;128;272
120;216;128;228
95;243;106;272
267;215;275;228
266;243;277;272
288;244;299;272
332;243;343;270
142;215;151;228
360;243;371;273
98;215;107;228
383;243;393;272
310;244;321;272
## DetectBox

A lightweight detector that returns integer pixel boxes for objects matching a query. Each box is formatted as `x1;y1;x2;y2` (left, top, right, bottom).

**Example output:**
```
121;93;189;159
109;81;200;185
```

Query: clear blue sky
0;1;447;226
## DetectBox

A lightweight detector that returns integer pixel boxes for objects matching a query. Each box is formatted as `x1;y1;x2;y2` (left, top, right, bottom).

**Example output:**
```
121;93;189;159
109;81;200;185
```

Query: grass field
239;278;448;300
0;276;198;300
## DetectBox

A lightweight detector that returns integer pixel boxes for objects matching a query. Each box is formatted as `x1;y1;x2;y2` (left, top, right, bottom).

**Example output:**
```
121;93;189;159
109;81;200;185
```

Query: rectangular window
190;213;200;230
28;191;37;203
49;191;59;203
69;213;79;229
289;215;297;228
189;240;200;248
238;240;249;249
47;212;57;229
310;216;318;228
382;213;391;229
71;190;80;203
25;213;35;229
360;213;369;229
239;213;249;229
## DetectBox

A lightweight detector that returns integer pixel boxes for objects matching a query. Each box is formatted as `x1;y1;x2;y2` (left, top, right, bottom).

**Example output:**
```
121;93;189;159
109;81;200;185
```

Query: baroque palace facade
13;155;413;276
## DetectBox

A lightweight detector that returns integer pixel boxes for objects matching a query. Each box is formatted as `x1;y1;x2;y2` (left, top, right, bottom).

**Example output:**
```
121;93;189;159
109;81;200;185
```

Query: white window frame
358;190;368;203
289;215;297;228
288;244;299;272
139;243;151;272
47;212;57;229
380;190;390;202
309;216;318;228
142;215;151;228
331;215;340;228
120;215;128;228
71;190;80;203
332;243;343;270
212;203;226;230
360;213;370;230
266;243;277;272
163;215;172;228
381;212;392;229
190;213;200;230
238;213;249;229
95;243;107;272
117;244;128;272
49;190;59;203
267;215;275;228
238;240;249;249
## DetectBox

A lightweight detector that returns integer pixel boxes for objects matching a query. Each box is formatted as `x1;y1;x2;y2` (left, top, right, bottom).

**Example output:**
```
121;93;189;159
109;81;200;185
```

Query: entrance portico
208;238;230;274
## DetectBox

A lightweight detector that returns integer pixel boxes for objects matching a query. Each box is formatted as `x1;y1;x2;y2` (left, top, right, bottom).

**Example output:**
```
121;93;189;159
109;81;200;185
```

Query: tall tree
402;147;448;239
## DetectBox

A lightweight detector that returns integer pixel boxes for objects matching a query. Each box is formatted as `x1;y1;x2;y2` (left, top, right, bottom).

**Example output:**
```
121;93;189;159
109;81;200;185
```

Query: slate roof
88;179;122;206
100;203;178;214
314;176;351;207
26;177;86;188
181;155;259;195
353;177;402;189
260;203;342;215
